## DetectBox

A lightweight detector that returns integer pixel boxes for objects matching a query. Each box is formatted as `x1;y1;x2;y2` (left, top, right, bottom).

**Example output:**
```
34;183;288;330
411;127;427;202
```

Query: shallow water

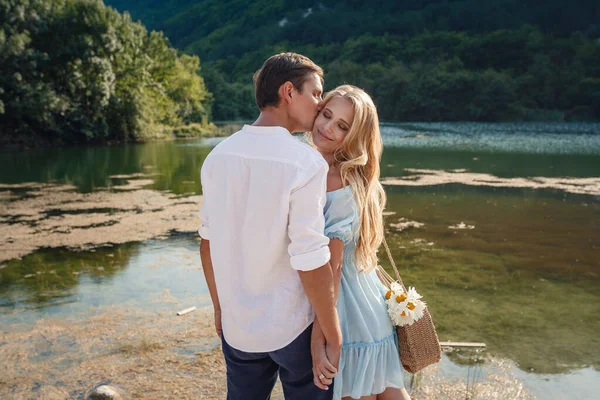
1;122;599;399
0;237;208;326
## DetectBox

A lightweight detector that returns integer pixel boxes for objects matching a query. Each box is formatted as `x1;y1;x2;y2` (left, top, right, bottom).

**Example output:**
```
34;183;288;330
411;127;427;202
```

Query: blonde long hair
321;85;386;272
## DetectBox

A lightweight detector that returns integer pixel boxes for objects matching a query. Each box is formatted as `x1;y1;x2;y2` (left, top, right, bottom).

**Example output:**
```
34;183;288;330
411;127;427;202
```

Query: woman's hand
326;340;341;370
214;309;223;338
311;342;337;390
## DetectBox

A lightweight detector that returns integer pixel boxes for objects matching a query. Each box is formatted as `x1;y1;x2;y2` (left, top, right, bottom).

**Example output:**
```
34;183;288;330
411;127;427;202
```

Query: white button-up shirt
199;125;331;352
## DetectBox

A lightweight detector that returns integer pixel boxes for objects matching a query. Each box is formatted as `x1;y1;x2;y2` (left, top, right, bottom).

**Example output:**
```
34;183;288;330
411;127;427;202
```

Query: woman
309;85;411;400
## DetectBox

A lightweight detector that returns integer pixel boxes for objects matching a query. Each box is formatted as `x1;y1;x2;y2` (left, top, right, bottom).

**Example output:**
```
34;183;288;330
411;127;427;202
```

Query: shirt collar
243;124;292;136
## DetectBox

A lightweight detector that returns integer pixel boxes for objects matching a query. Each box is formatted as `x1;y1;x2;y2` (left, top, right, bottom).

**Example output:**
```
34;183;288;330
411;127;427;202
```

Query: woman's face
311;96;354;155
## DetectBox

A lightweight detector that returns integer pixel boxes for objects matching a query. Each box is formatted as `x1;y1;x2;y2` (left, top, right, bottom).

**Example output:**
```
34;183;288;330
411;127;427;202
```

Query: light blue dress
324;186;405;400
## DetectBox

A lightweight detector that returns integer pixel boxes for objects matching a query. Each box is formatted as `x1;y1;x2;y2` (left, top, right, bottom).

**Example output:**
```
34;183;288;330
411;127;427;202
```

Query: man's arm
311;238;344;341
199;163;221;337
309;237;344;388
298;265;341;349
288;161;342;358
200;238;222;337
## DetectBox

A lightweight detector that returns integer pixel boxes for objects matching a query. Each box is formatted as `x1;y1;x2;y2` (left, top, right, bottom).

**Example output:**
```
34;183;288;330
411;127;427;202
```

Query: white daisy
385;283;427;326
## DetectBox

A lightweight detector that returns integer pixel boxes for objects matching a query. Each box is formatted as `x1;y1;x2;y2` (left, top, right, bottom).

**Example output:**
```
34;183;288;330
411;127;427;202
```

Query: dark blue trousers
221;324;333;400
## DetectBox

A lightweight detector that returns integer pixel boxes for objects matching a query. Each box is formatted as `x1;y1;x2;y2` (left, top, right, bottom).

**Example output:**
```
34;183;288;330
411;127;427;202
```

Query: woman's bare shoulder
326;167;344;193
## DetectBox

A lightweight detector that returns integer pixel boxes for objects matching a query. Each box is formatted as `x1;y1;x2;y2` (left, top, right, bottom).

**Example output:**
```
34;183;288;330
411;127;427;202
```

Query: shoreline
0;305;532;400
4;120;600;153
0;133;231;153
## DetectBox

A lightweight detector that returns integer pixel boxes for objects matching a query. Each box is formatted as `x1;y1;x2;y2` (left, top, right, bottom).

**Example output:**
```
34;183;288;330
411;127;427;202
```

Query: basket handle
377;237;406;291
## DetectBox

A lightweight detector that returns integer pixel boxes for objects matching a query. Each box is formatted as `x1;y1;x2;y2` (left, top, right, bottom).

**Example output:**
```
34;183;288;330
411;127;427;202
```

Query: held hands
311;341;340;391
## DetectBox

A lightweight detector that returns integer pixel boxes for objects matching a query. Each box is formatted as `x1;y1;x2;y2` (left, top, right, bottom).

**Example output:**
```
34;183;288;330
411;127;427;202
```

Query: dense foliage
106;0;599;57
0;0;212;147
106;0;600;122
2;0;599;148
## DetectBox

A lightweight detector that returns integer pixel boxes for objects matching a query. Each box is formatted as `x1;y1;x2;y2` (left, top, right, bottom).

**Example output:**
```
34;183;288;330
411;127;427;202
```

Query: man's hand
214;309;223;338
200;239;222;338
311;342;337;390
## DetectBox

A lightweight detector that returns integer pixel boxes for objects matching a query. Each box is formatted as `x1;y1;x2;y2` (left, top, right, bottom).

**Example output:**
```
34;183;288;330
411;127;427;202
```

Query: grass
117;337;164;354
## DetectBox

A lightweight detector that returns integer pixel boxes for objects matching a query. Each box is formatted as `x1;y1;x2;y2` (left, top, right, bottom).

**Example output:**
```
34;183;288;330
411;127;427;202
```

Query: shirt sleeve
324;201;355;245
198;162;211;240
287;161;331;271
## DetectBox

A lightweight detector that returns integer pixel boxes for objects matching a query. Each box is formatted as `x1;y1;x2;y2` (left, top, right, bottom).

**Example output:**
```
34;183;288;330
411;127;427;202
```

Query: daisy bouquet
384;281;427;327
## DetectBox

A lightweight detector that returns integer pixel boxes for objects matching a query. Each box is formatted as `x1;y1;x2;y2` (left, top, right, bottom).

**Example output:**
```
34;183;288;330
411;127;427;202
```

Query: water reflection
383;185;599;375
0;236;209;326
1;123;599;398
0;244;134;310
0;139;213;194
1;186;597;375
1;123;599;195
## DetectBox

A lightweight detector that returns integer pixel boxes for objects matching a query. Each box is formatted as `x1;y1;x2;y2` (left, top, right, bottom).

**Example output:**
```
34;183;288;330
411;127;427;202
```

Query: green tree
0;0;213;148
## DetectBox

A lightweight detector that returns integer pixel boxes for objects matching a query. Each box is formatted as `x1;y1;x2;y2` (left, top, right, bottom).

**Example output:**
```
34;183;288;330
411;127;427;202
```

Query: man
199;53;342;399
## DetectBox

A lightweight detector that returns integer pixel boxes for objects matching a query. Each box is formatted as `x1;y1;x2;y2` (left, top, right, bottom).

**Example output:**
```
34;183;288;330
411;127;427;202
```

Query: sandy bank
383;168;600;196
0;305;532;400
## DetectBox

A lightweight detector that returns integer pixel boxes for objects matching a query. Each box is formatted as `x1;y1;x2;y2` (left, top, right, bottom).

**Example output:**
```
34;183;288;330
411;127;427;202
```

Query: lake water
1;122;599;399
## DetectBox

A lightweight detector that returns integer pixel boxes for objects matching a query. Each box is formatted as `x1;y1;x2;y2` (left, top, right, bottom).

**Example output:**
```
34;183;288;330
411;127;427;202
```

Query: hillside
106;0;599;58
105;0;600;122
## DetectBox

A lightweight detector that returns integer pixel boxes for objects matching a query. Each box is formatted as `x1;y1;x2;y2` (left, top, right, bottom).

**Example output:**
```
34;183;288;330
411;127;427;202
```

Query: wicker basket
376;240;442;374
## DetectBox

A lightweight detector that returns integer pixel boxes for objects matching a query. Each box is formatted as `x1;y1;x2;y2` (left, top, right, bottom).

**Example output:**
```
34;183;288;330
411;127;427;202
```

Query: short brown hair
253;53;324;110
